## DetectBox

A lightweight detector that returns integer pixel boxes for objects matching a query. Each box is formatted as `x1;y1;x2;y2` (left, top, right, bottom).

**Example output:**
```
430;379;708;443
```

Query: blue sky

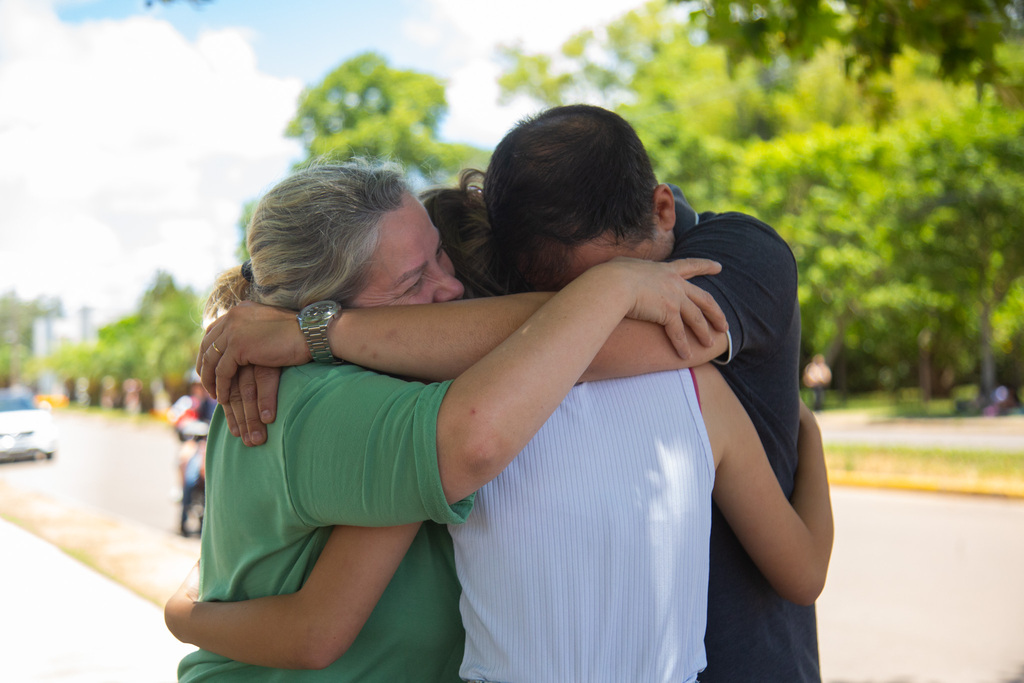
0;0;646;333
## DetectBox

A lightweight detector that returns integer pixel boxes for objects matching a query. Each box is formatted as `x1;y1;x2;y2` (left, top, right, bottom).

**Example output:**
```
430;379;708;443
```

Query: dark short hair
483;104;659;289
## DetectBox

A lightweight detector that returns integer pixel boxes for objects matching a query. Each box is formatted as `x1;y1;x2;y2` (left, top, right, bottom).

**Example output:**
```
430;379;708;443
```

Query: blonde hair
205;160;410;319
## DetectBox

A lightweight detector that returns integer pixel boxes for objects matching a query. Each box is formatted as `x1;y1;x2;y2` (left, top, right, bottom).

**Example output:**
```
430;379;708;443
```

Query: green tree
886;105;1024;403
44;272;204;406
686;0;1023;91
0;292;61;387
287;52;487;184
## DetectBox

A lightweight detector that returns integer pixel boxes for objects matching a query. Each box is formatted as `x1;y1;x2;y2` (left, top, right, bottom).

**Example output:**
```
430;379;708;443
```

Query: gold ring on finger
212;341;222;354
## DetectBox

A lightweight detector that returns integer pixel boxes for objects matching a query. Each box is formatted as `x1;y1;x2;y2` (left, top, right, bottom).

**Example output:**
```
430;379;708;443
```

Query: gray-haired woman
169;160;713;682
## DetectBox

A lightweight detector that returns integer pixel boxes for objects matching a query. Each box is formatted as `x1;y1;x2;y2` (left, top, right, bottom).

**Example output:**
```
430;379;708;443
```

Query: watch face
301;301;339;326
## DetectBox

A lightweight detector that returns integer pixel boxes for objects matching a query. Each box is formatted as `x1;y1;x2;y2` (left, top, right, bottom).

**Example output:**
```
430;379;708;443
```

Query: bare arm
433;258;720;502
199;260;728;445
697;365;834;605
165;523;420;670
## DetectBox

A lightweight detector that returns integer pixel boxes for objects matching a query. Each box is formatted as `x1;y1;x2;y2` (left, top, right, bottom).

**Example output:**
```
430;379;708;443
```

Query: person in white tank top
453;370;714;682
450;366;831;683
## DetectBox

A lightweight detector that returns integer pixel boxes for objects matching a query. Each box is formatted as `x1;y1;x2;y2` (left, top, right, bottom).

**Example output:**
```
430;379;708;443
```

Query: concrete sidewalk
0;516;196;683
0;481;200;683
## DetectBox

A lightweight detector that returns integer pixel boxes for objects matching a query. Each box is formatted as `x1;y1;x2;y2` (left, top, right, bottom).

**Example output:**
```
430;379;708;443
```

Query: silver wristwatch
297;300;342;364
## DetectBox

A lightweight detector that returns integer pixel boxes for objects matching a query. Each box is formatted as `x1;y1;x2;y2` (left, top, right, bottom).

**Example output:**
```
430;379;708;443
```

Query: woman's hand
198;302;309;445
199;302;309;398
601;257;725;360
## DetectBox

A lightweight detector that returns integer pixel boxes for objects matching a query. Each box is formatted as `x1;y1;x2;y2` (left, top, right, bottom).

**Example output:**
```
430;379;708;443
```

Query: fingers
691;284;729;334
213;350;240;409
236;365;267;446
670;259;729;341
225;379;249;445
663;316;691;360
253;365;282;424
200;341;228;400
225;374;262;447
678;283;713;347
198;318;227;399
672;257;721;279
221;396;242;439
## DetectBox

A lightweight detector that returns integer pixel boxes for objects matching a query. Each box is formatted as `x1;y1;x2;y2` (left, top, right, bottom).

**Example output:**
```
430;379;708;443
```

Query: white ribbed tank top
450;369;715;683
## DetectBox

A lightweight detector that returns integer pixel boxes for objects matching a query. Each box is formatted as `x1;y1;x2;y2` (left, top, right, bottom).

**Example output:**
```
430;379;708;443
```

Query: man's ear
653;183;676;236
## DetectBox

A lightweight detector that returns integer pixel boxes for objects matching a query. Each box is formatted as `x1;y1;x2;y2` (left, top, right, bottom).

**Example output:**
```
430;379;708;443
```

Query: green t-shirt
178;363;471;682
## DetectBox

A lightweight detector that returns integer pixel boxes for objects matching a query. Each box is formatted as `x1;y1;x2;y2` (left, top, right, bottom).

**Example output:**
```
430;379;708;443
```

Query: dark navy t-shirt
670;186;819;682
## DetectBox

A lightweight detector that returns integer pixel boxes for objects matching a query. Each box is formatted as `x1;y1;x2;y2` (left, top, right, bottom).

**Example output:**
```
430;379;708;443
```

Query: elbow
778;565;829;607
439;416;514;503
289;632;356;670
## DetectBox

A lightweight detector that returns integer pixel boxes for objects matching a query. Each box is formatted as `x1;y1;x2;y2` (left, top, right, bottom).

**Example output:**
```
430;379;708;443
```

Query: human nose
433;271;464;302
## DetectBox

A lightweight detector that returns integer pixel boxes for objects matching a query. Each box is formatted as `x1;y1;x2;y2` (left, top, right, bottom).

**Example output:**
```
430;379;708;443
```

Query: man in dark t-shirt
485;104;818;682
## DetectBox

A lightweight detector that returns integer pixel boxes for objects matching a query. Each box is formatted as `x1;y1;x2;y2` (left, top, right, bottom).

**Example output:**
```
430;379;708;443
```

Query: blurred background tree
498;0;1024;406
43;272;203;411
1;293;62;387
686;0;1023;90
287;52;488;184
22;0;1022;415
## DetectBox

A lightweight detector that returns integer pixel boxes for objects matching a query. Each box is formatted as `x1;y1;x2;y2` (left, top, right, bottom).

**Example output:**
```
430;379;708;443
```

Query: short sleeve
671;211;798;366
278;364;473;528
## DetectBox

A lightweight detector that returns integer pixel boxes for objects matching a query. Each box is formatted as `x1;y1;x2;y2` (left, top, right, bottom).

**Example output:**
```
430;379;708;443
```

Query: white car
0;389;58;462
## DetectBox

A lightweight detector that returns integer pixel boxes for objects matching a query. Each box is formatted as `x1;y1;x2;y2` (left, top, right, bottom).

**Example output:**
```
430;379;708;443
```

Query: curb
0;479;200;606
826;469;1024;500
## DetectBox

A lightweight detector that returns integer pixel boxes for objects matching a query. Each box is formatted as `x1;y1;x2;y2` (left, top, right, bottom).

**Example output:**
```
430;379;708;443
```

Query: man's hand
198;302;310;445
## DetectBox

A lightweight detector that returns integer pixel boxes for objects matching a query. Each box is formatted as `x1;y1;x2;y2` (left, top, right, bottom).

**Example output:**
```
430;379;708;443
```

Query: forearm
330;294;552;381
703;366;831;605
789;404;834;591
165;524;420;670
169;592;321;669
333;296;726;383
582;321;728;381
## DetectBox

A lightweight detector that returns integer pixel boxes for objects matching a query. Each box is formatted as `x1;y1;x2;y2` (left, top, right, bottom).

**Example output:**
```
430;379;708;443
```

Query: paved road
815;412;1024;453
818;487;1024;683
0;411;183;534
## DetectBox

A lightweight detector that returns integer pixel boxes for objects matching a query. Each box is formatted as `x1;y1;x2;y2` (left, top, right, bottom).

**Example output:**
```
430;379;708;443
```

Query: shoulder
277;363;450;425
671;210;797;300
681;211;792;260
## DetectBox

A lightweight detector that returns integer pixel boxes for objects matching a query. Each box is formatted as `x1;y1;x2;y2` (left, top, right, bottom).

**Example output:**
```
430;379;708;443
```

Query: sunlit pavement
0;517;194;683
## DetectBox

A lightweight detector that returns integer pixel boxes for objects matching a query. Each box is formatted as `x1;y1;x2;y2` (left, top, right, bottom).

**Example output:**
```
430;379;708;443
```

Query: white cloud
0;0;302;328
406;0;645;146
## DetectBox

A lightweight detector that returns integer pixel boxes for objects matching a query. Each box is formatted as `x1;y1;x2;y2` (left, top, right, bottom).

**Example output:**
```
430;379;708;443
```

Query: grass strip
825;443;1024;497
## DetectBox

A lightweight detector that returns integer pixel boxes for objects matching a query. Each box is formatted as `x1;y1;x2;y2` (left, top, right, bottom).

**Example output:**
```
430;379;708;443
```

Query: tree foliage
0;293;62;387
498;1;1024;400
45;272;204;404
686;0;1023;91
287;52;487;184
